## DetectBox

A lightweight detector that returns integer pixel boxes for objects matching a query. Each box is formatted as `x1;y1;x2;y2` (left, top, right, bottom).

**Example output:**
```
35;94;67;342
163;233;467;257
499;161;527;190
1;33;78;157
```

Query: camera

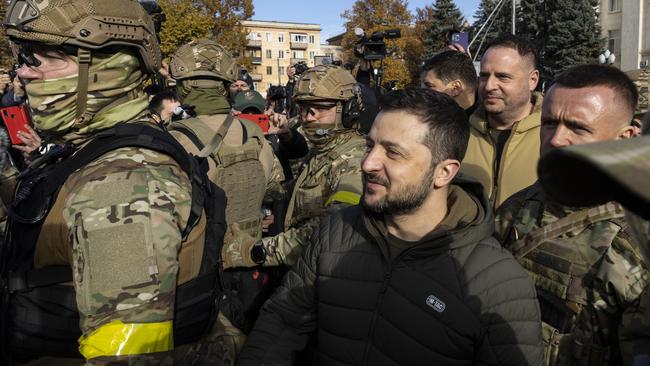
293;61;308;76
354;28;401;61
267;85;289;114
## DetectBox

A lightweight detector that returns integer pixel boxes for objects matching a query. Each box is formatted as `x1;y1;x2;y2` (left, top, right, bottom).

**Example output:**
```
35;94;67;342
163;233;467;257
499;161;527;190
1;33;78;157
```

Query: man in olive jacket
237;88;543;366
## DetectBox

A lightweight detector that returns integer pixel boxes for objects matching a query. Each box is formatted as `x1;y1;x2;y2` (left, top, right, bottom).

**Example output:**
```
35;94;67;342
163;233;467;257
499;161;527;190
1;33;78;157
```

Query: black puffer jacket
238;178;543;366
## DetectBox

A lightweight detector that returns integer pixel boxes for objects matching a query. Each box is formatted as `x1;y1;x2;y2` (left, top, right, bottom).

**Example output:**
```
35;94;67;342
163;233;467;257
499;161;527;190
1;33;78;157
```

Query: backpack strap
512;201;625;260
197;113;236;158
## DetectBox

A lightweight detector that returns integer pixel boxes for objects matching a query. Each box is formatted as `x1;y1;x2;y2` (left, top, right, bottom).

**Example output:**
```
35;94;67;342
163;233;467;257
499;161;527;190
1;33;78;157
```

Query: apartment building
600;0;649;71
242;20;325;93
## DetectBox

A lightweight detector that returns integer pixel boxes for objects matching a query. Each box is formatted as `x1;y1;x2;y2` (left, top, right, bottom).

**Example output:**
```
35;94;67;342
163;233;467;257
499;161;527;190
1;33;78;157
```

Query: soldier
0;0;232;365
222;65;368;268
496;64;650;365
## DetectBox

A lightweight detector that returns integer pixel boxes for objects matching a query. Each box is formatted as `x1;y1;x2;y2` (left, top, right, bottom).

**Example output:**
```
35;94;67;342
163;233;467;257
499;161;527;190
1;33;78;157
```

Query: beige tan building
599;0;649;70
242;20;345;94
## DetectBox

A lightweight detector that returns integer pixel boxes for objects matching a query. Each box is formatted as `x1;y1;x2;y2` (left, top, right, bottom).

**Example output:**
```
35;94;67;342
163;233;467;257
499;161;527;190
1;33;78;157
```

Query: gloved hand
221;223;259;269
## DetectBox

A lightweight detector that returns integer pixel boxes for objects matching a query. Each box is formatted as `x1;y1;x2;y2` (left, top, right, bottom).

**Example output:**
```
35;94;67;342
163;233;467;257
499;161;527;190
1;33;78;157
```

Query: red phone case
238;114;270;134
1;105;31;145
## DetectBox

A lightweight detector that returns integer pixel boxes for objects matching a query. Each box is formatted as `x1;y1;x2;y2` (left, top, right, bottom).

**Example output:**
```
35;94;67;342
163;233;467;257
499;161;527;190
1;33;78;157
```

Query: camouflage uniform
254;65;367;267
496;183;650;366
626;68;649;129
2;1;231;365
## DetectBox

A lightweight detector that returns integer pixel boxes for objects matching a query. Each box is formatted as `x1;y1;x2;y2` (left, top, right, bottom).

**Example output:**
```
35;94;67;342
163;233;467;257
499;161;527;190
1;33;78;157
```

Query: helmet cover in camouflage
3;0;161;73
294;64;358;102
169;38;238;83
626;68;649;118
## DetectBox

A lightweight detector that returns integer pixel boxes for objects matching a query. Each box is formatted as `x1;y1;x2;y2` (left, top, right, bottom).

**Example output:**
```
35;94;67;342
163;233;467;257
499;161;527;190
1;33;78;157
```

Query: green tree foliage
341;0;414;88
158;0;213;58
197;0;254;62
470;0;514;57
0;0;15;69
518;0;603;84
421;0;464;60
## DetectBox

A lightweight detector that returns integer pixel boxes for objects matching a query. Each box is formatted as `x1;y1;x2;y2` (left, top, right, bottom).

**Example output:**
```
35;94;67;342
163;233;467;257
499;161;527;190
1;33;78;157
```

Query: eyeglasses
10;42;70;68
297;102;337;118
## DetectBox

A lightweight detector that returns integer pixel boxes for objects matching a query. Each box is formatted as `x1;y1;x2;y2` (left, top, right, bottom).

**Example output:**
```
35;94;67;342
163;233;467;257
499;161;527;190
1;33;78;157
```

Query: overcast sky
251;0;481;41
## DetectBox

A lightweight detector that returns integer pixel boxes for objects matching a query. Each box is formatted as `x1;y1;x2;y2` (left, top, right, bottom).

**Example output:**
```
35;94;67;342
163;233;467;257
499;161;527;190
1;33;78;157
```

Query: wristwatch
250;241;267;265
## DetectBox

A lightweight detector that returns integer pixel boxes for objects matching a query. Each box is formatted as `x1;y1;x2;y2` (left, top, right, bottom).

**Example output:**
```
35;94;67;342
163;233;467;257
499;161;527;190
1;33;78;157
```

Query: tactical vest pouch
0;124;226;362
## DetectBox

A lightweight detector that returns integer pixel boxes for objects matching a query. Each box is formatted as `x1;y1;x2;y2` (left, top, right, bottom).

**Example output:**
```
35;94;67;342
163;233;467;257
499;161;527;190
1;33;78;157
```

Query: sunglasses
10;42;72;68
297;102;337;117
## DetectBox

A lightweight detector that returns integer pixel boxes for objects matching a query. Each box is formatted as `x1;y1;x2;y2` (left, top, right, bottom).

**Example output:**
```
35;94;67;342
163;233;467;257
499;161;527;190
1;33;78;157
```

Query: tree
340;0;414;88
518;0;602;84
421;0;464;60
196;0;254;60
158;0;213;58
0;0;15;69
470;0;514;57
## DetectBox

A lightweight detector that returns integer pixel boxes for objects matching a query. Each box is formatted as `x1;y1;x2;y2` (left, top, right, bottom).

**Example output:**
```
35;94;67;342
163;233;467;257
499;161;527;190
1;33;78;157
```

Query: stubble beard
362;166;436;216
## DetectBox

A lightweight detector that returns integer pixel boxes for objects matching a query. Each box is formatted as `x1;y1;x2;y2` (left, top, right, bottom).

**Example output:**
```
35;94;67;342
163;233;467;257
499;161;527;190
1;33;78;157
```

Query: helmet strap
335;101;344;129
75;48;93;124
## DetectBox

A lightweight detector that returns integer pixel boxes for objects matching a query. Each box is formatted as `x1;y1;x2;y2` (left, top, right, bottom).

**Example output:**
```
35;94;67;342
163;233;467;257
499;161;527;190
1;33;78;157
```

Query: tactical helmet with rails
169;38;238;83
294;64;364;129
3;0;162;123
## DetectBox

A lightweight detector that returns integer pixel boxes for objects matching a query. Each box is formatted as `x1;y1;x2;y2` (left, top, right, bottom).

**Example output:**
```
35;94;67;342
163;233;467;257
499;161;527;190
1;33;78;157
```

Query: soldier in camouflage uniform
167;39;284;242
222;65;368;268
1;1;232;365
496;64;650;366
626;68;649;132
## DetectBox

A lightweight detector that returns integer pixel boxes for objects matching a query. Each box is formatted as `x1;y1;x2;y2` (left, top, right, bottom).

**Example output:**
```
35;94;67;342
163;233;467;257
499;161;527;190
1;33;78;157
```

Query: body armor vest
171;116;267;239
285;131;364;228
0;124;227;363
509;195;635;366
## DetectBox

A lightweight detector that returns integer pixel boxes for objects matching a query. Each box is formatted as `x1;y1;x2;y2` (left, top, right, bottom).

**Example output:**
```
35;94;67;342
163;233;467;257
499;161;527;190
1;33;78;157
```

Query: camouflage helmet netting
169;38;238;83
3;0;162;73
294;64;358;102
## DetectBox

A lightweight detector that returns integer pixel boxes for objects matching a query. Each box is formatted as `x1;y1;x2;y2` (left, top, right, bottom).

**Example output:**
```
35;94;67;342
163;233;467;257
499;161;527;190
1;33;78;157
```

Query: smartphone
239;114;270;134
450;31;469;50
1;105;32;145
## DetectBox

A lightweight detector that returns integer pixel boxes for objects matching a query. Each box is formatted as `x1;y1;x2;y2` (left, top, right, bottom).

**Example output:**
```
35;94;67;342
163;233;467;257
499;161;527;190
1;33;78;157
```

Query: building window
608;29;621;56
309;51;315;59
309;35;315;44
265;49;272;59
292;50;305;59
266;66;273;75
279;66;285;75
278;50;284;59
291;34;308;43
266;32;272;42
608;0;621;12
278;33;284;43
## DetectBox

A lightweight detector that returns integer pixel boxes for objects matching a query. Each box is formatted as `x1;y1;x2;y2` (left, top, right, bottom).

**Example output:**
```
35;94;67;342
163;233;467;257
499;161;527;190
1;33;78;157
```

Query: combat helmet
3;0;161;73
169;38;238;83
3;0;162;124
293;64;364;130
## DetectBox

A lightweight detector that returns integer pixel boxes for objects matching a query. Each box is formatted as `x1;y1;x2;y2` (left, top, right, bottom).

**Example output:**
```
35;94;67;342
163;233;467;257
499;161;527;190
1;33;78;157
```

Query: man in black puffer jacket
237;88;544;366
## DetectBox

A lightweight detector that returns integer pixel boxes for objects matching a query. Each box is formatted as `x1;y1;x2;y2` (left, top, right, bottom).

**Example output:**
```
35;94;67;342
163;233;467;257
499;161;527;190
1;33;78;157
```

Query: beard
362;165;435;216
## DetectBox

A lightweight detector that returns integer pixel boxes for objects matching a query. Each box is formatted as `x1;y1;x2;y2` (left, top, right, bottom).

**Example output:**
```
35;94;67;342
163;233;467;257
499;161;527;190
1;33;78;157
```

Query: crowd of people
0;0;649;365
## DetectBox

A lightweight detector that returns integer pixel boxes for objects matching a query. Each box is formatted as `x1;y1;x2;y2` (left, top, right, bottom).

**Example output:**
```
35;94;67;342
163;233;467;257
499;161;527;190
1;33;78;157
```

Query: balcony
250;73;263;81
247;39;262;48
290;42;308;50
251;57;262;65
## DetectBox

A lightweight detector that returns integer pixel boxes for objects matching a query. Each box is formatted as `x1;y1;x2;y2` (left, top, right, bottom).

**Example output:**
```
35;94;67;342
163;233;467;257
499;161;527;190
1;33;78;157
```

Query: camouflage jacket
262;130;366;267
496;183;650;366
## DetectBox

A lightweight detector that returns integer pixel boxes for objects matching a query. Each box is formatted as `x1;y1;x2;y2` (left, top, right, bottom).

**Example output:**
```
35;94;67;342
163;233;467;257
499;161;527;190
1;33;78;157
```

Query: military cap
538;136;650;220
233;90;265;114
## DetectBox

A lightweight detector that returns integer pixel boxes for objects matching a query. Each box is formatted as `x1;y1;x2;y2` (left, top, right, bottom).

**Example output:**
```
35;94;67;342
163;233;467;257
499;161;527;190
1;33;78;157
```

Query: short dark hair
421;50;477;90
551;64;638;115
379;87;469;164
485;34;538;69
148;89;177;116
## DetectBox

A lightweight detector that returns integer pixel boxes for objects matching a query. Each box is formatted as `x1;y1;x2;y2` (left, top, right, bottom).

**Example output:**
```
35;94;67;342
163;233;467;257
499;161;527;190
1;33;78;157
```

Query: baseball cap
233;90;266;114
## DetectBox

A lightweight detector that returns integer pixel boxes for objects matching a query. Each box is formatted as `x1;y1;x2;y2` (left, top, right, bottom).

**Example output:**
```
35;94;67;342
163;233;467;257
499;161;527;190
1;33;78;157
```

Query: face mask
25;50;148;143
302;120;337;147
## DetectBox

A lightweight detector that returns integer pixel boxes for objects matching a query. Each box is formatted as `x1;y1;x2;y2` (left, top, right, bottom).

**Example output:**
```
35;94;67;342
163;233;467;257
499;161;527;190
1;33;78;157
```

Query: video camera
293;61;308;76
267;85;290;114
353;28;401;61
